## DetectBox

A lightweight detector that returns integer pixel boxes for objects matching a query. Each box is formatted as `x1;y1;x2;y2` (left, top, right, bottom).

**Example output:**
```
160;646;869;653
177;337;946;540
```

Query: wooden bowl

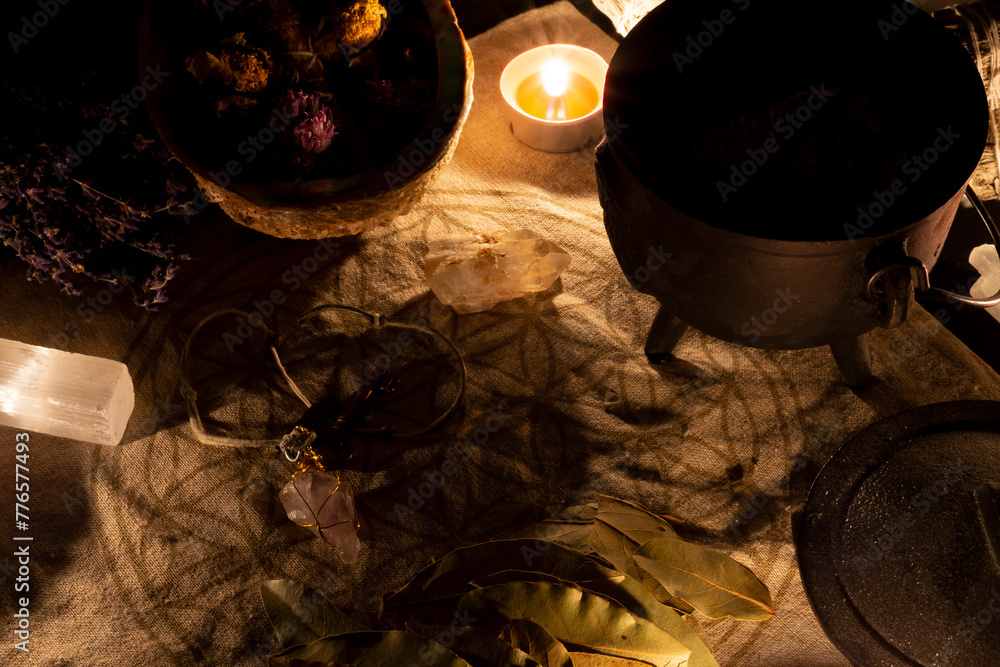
139;0;473;239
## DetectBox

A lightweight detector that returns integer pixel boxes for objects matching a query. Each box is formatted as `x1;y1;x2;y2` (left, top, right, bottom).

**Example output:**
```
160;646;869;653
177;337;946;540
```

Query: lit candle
501;45;608;152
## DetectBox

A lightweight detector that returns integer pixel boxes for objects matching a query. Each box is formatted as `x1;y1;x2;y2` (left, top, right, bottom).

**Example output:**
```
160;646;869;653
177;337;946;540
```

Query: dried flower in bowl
186;33;272;115
335;0;389;57
280;90;338;154
140;0;473;238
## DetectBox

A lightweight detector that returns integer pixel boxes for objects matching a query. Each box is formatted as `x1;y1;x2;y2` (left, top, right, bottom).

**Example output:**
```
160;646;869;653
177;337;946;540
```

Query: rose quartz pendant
279;469;361;564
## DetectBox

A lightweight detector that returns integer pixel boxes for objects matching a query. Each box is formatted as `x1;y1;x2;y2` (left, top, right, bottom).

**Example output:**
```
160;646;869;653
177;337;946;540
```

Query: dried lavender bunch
0;72;200;311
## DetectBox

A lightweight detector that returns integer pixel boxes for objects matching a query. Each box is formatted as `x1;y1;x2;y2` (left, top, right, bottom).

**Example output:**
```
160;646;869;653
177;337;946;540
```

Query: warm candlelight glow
541;59;570;97
500;44;608;151
515;68;599;121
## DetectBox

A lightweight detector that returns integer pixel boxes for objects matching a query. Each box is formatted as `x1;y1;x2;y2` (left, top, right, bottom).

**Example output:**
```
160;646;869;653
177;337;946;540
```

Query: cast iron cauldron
596;0;1000;384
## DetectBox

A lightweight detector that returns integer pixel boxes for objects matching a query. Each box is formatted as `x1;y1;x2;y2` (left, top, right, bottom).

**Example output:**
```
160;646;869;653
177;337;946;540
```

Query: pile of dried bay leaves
262;495;773;666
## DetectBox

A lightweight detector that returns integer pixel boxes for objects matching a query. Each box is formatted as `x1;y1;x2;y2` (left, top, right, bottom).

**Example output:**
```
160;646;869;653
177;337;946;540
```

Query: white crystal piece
591;0;665;36
592;0;944;37
280;470;361;564
0;338;134;446
970;243;1000;324
424;230;572;314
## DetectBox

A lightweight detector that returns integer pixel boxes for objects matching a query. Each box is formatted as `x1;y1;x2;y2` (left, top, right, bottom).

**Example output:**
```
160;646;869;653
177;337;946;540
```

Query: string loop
179;305;466;449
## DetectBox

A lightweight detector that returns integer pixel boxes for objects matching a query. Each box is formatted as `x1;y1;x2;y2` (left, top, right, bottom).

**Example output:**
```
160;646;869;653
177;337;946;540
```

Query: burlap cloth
2;3;1000;665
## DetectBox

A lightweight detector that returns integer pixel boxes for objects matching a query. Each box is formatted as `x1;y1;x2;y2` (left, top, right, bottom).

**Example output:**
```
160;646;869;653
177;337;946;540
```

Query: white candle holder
500;44;608;153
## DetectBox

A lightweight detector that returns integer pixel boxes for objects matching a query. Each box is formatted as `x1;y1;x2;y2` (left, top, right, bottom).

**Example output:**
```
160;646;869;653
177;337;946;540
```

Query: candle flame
546;97;567;121
541;59;570;98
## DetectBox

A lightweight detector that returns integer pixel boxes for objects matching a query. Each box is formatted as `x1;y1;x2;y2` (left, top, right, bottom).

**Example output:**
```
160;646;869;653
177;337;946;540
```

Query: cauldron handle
865;256;927;329
863;188;1000;325
919;187;1000;308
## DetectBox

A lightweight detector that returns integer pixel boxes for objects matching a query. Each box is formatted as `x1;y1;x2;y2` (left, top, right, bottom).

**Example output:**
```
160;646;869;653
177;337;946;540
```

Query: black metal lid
797;400;1000;665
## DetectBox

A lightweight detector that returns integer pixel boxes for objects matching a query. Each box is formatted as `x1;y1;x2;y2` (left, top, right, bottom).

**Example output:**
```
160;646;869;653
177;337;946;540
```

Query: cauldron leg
829;335;873;386
645;305;689;364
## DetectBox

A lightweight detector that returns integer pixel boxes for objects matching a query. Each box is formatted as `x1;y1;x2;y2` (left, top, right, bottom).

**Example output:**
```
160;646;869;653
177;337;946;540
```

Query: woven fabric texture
2;3;1000;665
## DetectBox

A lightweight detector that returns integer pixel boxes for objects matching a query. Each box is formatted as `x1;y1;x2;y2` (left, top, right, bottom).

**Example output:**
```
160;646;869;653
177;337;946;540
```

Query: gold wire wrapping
288;434;361;538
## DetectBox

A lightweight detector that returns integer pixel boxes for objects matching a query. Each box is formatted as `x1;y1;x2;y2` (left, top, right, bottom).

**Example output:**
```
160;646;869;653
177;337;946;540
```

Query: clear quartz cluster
971;243;1000;324
424;229;572;314
279;468;361;564
0;338;134;446
591;0;665;35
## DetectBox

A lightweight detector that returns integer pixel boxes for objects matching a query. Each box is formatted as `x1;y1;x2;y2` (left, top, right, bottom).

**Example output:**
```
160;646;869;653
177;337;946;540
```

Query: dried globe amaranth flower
280;89;339;155
335;0;388;56
186;33;272;114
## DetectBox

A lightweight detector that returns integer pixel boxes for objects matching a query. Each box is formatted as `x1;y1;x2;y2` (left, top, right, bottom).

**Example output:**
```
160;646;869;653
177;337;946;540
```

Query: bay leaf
588;520;656;585
406;621;540;667
260;579;368;649
465;569;711;664
268;630;472;666
457;581;691;666
569;654;650;666
582;574;719;667
682;615;715;664
513;520;595;553
562;503;599;521
594;496;678;541
384;539;618;617
633;538;774;621
471;569;626;591
502;619;574;667
588;511;693;614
